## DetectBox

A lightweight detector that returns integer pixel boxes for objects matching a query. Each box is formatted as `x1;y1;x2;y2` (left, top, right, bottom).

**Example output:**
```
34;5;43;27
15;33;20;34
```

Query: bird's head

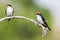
6;4;11;7
36;11;41;15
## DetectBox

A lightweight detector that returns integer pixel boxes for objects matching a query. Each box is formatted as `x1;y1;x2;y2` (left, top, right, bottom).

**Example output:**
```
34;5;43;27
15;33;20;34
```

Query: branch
0;16;48;36
0;16;44;28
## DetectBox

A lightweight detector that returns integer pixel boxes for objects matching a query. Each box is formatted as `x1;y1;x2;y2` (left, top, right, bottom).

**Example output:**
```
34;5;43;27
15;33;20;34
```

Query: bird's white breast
36;15;44;24
6;6;13;16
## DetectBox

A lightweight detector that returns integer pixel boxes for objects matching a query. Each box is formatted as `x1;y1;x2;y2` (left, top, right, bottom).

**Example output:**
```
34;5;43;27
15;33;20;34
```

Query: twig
0;16;47;37
0;16;44;28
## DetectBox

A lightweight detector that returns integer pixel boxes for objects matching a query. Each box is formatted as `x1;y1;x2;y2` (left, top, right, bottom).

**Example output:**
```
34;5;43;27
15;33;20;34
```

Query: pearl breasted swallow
6;4;14;21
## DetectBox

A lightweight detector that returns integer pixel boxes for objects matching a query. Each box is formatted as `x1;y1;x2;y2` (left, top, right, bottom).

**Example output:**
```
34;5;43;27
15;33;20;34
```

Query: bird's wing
40;14;51;31
12;8;14;16
40;14;46;24
5;8;7;16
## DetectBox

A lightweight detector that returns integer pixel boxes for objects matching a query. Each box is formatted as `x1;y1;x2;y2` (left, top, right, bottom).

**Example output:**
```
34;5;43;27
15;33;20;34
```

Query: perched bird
36;11;51;36
5;4;14;21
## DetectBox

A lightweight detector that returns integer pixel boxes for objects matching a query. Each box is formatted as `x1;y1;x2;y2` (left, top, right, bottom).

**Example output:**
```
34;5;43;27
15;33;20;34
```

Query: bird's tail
8;18;11;21
42;24;51;31
47;26;51;31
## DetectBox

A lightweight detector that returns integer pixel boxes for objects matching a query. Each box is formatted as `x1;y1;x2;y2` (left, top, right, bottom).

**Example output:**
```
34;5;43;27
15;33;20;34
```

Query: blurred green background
0;0;53;40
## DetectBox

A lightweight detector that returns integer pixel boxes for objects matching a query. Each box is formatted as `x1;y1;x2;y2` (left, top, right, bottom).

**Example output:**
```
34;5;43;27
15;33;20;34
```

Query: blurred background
0;0;60;40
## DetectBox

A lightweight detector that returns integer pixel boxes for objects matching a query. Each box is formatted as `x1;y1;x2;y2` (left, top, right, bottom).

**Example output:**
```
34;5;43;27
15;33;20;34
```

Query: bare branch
0;16;48;36
0;16;44;28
